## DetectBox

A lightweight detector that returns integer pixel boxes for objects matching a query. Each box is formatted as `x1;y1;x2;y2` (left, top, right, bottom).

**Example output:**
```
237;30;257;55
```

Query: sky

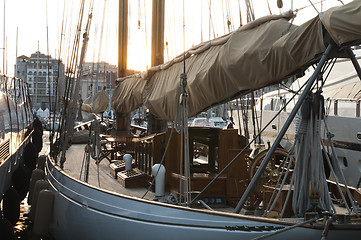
0;0;351;76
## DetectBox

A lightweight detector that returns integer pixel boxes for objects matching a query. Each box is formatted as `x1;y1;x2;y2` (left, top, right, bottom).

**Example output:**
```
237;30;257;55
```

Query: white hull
46;158;360;240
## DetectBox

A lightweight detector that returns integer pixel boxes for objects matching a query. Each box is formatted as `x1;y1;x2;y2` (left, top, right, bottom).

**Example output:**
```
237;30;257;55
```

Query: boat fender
124;154;133;171
33;189;54;236
2;186;20;226
11;164;31;201
152;164;166;198
33;117;43;136
0;216;16;240
24;142;38;170
37;155;47;170
29;180;50;221
32;127;43;154
28;169;45;205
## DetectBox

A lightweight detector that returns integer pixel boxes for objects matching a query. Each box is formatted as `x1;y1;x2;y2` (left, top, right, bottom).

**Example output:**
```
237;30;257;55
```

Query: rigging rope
292;93;333;217
58;0;94;168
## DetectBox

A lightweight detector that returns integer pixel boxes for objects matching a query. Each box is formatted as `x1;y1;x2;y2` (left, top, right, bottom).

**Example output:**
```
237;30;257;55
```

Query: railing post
334;100;338;116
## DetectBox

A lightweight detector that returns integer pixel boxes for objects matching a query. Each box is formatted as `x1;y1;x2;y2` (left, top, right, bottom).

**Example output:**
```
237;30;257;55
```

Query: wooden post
116;0;131;136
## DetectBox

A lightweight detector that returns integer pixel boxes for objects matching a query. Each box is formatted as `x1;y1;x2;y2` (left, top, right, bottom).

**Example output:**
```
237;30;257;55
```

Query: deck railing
134;133;165;175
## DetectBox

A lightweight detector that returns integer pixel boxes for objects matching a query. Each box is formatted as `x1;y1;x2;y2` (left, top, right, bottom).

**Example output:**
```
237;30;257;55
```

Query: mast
115;0;131;134
2;0;5;73
15;27;18;78
147;0;167;135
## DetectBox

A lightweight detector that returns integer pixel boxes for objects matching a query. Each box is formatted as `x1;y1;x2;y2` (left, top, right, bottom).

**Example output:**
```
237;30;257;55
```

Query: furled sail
321;1;361;46
111;75;146;113
81;90;109;114
111;1;361;121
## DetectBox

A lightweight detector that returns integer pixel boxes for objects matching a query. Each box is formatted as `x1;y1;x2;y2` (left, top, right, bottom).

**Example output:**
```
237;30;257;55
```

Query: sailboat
0;73;42;234
37;1;361;239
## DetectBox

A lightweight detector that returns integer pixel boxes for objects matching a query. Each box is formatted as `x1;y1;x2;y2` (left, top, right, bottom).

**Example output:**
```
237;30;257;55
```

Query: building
80;61;117;101
15;51;65;111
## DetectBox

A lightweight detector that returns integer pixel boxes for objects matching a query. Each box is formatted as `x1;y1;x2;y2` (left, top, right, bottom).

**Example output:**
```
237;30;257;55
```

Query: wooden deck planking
59;143;156;200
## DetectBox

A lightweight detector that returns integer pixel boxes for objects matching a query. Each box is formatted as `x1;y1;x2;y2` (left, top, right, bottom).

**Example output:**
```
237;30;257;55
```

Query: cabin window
193;142;209;166
189;128;219;173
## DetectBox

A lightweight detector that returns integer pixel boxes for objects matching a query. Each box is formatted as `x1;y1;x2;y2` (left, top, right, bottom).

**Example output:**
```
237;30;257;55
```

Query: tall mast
150;0;164;67
2;0;5;73
147;0;167;135
15;27;18;78
115;0;130;134
118;0;128;78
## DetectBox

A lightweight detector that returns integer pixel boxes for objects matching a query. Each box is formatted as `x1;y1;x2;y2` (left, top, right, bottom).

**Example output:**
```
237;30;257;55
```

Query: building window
28;71;33;75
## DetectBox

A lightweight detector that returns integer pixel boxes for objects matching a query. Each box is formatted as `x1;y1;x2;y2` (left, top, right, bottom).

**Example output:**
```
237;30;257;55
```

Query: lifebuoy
2;187;20;226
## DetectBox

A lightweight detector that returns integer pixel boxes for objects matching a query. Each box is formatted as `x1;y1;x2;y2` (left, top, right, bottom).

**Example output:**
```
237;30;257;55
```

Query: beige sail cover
321;1;361;46
82;90;109;114
111;76;146;113
111;1;361;120
143;17;325;120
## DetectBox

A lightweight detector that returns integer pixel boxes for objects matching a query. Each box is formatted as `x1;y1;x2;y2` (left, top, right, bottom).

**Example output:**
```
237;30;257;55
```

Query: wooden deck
42;131;156;200
62;143;156;200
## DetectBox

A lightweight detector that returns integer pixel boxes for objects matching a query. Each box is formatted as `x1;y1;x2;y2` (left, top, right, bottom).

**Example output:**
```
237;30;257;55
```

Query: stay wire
52;0;67;143
58;0;87;158
46;0;52;133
